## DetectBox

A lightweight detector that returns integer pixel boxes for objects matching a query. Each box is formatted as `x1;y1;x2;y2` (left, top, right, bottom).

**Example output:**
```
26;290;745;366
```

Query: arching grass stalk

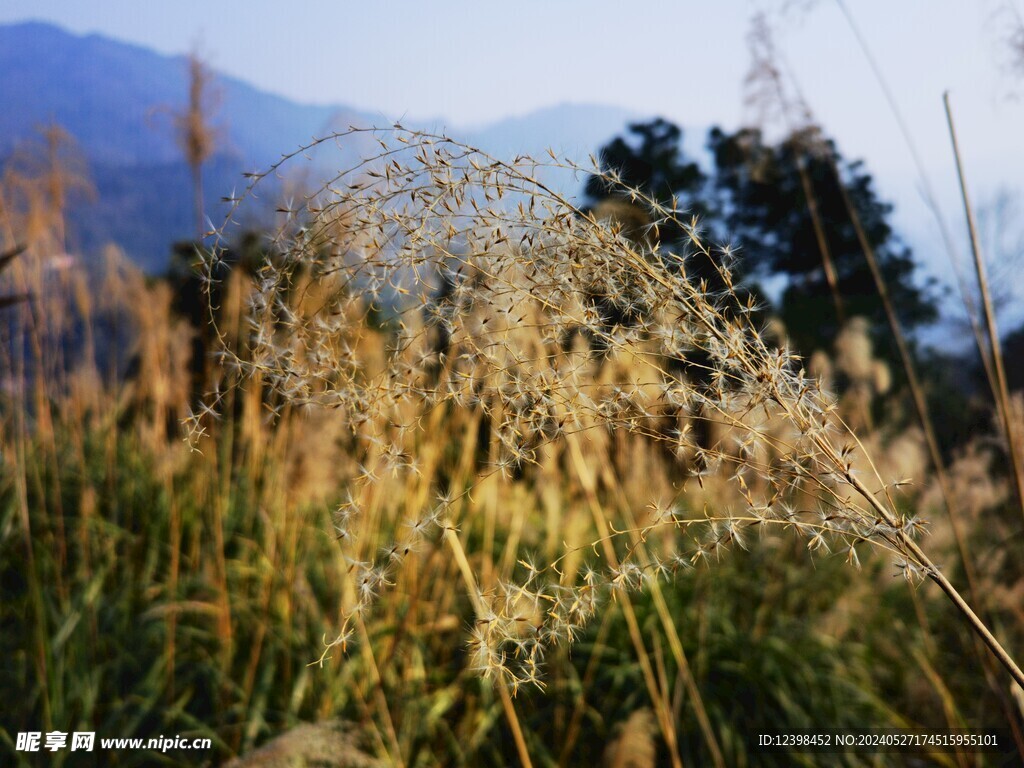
194;126;1024;694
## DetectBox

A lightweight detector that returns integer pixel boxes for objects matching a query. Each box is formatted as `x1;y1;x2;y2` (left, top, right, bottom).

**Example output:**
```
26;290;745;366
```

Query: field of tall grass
2;117;1024;768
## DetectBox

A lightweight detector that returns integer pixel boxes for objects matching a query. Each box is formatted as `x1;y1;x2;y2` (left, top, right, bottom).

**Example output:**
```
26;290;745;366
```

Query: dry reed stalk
175;52;218;240
616;505;723;768
944;93;1024;523
586;434;723;766
746;14;846;327
566;433;684;768
556;606;615;766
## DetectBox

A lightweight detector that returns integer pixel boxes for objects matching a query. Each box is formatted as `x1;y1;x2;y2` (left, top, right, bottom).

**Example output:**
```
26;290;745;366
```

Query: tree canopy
708;125;937;355
586;118;939;360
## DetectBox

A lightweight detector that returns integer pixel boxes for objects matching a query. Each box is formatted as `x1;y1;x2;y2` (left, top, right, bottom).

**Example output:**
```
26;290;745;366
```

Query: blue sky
3;0;1024;333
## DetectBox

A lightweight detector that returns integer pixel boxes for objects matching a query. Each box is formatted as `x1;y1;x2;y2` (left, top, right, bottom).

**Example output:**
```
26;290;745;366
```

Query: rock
223;721;381;768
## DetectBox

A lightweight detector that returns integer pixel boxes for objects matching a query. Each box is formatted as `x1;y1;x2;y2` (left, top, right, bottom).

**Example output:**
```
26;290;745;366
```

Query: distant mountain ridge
0;21;366;166
0;21;636;271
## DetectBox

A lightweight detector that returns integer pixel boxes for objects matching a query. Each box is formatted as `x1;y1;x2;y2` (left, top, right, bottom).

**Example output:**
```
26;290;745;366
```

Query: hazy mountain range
1;21;637;271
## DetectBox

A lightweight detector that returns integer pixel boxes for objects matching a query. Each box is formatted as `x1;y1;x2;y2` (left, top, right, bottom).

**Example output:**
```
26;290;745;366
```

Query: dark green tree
707;125;939;357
